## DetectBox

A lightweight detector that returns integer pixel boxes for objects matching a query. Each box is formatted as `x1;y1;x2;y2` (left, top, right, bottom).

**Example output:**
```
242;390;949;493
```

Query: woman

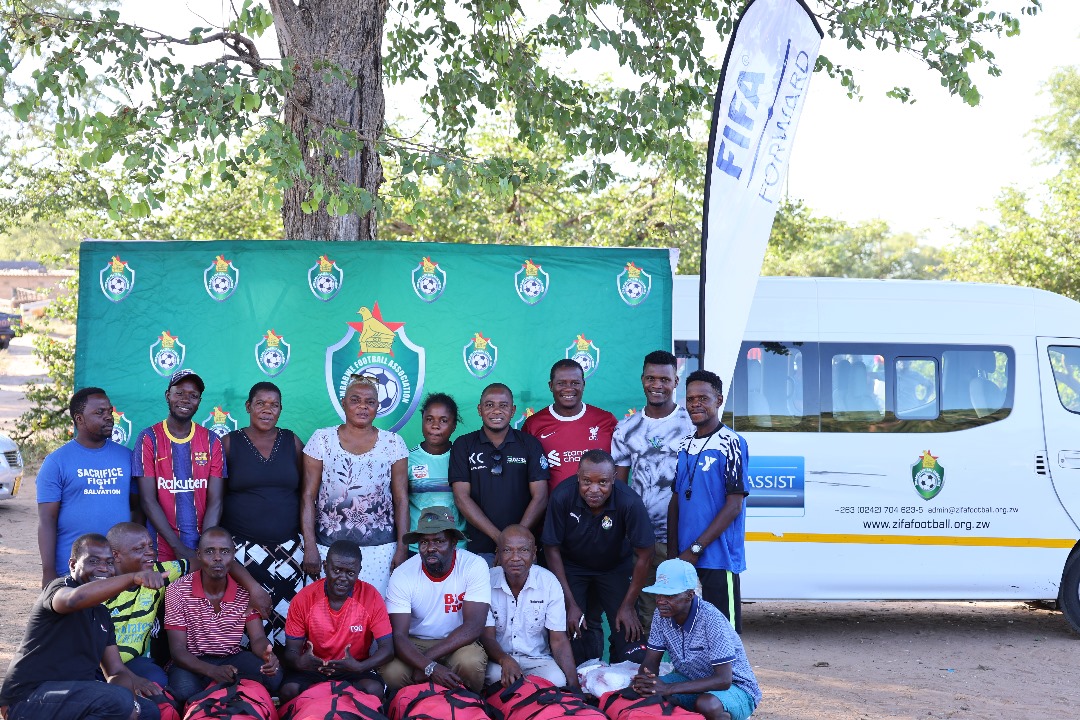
407;393;467;552
302;375;409;595
221;381;305;648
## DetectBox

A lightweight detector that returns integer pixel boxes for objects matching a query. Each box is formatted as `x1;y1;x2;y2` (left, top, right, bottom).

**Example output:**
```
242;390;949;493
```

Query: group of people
3;350;761;720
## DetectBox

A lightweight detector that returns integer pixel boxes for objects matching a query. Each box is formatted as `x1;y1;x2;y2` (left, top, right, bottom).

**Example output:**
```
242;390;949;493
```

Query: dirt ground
2;334;1080;718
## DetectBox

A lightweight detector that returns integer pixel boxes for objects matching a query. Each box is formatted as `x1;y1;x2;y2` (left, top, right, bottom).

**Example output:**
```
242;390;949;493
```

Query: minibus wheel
1059;551;1080;634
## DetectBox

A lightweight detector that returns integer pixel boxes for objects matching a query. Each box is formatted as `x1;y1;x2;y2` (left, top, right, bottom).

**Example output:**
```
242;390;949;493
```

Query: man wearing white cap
632;559;761;720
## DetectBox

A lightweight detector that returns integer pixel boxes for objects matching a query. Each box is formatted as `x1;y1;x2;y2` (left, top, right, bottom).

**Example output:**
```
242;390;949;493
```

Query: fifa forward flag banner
699;0;822;394
78;240;672;448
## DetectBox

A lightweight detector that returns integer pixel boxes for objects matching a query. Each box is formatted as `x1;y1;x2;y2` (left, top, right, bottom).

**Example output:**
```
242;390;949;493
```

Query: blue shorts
662;671;757;720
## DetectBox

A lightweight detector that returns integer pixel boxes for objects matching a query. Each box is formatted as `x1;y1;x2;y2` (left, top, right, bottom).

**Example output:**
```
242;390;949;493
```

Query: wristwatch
424;661;437;677
690;542;704;555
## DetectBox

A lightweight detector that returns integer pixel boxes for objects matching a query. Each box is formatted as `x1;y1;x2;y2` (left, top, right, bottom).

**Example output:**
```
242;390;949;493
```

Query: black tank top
222;428;301;544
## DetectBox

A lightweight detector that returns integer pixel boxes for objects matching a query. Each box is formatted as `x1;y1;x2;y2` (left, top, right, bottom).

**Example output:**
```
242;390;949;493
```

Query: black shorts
283;667;385;694
697;568;742;633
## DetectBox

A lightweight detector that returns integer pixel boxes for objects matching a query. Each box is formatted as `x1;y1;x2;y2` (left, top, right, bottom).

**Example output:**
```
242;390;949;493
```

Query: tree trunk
269;0;387;241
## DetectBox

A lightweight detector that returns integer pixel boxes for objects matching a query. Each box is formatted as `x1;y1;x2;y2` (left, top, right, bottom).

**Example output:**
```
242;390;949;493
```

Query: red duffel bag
504;687;607;720
183;679;279;720
485;675;554;717
279;680;388;720
598;688;704;720
387;682;491;720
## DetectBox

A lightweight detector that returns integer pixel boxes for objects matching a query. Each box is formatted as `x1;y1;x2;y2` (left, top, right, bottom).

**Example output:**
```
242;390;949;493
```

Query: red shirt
164;572;257;657
522;404;618;491
285;579;392;662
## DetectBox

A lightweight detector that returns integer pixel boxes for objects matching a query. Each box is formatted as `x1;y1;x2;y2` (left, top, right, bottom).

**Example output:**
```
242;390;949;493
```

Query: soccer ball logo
210;274;234;295
519;277;544;299
621;278;647;300
915;469;940;494
571;352;595;377
468;351;491;374
106;275;130;296
111;426;128;445
315;274;338;295
359;365;402;416
260;347;286;371
157;349;180;372
416;275;442;297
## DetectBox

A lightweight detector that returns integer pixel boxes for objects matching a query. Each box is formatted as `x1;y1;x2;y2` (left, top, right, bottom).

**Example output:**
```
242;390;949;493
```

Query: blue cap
642;558;699;595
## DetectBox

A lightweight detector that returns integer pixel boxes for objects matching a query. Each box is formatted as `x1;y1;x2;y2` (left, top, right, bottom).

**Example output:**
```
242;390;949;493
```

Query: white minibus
672;276;1080;631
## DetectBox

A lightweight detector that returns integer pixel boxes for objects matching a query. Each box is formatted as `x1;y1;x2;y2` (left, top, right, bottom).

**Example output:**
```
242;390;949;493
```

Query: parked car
0;311;21;350
0;432;24;500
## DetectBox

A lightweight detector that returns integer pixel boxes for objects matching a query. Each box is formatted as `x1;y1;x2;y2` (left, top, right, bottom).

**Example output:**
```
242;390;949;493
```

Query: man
282;540;394;701
381;506;491;695
134;368;224;562
542;449;654;665
105;522;271;687
164;527;281;703
481;525;579;690
0;533;164;720
612;350;694;634
451;383;549;566
669;370;749;632
37;387;133;587
523;359;618;493
632;559;761;720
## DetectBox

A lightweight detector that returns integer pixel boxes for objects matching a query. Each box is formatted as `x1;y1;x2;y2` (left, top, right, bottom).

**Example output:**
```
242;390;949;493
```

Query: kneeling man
632;559;761;720
481;525;579;690
164;527;282;703
381;506;490;694
282;540;394;701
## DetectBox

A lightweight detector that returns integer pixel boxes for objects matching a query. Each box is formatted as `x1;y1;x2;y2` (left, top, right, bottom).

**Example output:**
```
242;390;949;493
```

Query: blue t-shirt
673;426;749;573
36;439;132;573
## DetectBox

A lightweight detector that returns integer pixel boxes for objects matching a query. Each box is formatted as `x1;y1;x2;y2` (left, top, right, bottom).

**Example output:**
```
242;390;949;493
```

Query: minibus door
1037;337;1080;530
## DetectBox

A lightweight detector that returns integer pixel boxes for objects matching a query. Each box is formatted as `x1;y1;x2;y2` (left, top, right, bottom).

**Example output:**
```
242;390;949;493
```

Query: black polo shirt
449;428;550;554
541;475;654;572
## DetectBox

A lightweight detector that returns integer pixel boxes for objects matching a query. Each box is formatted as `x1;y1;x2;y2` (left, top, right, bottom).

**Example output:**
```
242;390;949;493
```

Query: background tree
0;0;1043;240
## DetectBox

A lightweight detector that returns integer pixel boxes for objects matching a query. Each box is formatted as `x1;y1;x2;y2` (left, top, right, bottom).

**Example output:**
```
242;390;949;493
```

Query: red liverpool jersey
522;404;618;491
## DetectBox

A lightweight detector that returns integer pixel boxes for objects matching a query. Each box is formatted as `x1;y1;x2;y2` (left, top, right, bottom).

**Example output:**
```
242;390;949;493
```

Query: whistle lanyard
681;426;720;500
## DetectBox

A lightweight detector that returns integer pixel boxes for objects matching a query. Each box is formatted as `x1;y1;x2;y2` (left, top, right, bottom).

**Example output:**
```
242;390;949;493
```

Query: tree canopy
0;0;1044;240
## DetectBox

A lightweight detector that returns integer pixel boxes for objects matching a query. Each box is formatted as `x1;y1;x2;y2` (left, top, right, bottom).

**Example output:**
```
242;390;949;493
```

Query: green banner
77;240;672;448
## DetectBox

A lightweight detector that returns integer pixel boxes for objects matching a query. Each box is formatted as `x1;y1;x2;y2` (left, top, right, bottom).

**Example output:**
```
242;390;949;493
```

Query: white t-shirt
485;565;566;659
385;549;492;640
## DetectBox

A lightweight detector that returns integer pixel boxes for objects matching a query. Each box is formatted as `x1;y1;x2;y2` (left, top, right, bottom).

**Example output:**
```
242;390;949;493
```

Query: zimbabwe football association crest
565;333;600;379
110;407;132;446
515;259;549;305
202;407;239;438
99;255;135;302
463;332;497;379
204;255;240;301
412;256;447;303
325;302;425;431
617;261;652;307
149;331;186;376
911;450;945;500
308;254;344;301
255;329;291;378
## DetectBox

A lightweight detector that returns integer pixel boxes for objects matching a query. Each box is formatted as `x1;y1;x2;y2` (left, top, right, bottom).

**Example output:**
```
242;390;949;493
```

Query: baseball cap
168;369;205;393
402;506;466;545
642;558;699;595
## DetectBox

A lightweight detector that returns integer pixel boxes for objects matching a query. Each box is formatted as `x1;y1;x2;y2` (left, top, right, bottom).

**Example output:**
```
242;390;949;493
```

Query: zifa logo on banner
149;331;185;376
308;254;344;301
110;406;132;446
100;255;135;302
255;329;291;378
324;302;425;431
204;255;240;301
412;256;447;303
515;259;549;305
202;407;238;438
616;261;651;306
565;333;600;379
463;332;497;379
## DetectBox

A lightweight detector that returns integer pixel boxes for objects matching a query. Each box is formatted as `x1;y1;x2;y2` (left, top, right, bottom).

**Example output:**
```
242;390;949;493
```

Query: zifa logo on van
911;450;945;501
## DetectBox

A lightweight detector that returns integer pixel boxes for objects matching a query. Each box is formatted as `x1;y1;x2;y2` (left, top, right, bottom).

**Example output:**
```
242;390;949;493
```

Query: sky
118;1;1080;245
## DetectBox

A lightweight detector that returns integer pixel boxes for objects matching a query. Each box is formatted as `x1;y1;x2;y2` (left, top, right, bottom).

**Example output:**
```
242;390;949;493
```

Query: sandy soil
1;333;1079;718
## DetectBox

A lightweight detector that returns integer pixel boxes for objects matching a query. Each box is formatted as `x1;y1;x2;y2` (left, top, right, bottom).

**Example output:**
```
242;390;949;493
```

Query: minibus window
1048;346;1080;414
744;344;806;429
942;349;1010;422
831;353;884;422
895;358;938;420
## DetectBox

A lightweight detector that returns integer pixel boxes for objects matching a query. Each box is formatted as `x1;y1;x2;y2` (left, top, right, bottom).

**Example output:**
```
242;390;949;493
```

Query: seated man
0;533;164;720
480;525;579;691
381;506;491;695
164;526;282;703
632;559;762;720
105;522;270;687
543;449;654;665
281;540;395;701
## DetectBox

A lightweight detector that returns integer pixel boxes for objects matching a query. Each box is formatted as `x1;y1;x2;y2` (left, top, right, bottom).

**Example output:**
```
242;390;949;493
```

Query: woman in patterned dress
221;381;306;648
301;375;409;595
